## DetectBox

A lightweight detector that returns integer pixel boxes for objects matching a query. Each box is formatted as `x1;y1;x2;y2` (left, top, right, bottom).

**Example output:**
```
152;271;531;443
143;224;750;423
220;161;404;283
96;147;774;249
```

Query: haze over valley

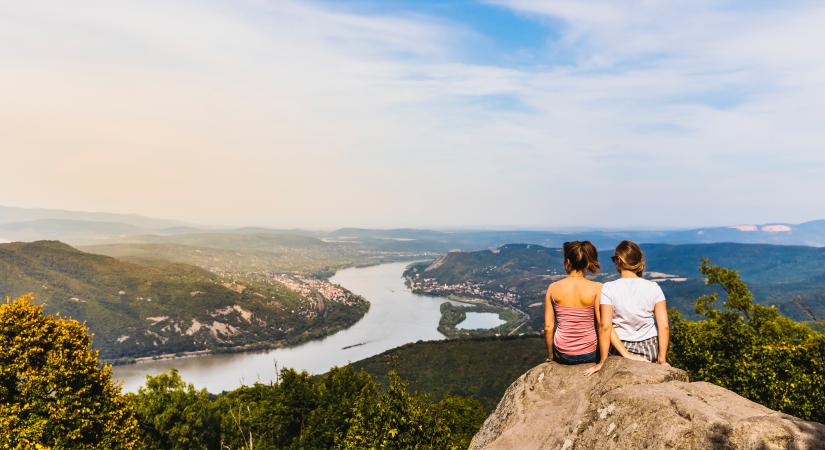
0;205;823;373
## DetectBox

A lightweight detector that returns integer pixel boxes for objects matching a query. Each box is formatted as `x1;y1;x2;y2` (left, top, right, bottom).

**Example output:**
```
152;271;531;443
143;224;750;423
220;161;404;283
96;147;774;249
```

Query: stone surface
470;357;825;450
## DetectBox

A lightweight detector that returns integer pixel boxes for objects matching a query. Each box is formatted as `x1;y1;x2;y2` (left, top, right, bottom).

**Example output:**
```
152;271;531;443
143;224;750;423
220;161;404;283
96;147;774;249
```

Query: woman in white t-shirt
585;240;670;375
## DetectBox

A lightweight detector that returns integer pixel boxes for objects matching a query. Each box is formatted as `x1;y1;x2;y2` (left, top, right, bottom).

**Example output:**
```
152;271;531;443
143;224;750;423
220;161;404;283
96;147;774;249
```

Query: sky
1;0;824;229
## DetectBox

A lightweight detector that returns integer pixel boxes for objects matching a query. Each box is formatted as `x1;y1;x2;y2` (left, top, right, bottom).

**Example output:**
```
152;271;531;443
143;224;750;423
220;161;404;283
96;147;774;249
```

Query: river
113;261;462;392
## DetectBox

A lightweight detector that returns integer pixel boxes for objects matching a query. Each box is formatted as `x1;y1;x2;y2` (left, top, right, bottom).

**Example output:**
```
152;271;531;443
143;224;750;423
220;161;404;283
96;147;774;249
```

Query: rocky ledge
470;357;825;450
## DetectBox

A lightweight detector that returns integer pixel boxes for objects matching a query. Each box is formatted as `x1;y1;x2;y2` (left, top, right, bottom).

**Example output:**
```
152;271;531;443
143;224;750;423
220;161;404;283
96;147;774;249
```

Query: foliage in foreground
669;258;825;422
126;366;486;449
0;295;140;448
352;334;546;412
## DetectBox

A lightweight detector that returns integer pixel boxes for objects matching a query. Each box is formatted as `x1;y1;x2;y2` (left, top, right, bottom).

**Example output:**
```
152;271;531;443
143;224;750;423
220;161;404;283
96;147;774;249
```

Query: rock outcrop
470;357;825;450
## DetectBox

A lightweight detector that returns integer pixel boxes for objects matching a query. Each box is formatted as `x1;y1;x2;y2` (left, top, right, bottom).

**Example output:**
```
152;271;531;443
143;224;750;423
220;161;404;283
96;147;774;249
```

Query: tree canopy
127;366;485;449
0;294;140;448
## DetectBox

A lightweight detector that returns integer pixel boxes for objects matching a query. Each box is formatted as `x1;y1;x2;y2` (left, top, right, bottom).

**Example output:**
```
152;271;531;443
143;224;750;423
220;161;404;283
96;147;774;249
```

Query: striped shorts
619;336;659;362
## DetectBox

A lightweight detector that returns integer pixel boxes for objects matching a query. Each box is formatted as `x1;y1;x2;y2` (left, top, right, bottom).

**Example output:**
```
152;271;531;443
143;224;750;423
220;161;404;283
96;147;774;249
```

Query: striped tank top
553;303;598;355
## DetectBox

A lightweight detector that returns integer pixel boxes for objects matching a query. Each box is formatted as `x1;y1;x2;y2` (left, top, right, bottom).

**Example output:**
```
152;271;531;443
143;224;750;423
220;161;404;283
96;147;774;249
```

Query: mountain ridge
0;205;190;230
3;205;825;248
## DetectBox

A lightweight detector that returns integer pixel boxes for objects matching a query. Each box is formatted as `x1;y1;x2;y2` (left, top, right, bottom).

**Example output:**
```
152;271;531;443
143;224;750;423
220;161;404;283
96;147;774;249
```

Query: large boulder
470;357;825;450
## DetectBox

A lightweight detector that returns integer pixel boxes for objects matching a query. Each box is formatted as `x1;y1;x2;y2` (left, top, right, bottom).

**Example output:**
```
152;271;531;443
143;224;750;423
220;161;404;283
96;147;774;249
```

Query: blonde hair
563;240;600;274
613;240;645;277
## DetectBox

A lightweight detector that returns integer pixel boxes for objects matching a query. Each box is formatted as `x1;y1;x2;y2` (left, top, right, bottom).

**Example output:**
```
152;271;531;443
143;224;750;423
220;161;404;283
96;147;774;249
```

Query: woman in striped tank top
544;241;645;368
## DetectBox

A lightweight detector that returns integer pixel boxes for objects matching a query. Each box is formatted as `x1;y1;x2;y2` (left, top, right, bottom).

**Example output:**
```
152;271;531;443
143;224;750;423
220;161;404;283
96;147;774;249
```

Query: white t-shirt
600;278;666;342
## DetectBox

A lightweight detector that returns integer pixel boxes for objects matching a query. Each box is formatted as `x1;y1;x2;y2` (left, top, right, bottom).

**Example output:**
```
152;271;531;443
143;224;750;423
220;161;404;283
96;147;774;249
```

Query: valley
0;241;369;362
2;206;825;386
113;262;468;392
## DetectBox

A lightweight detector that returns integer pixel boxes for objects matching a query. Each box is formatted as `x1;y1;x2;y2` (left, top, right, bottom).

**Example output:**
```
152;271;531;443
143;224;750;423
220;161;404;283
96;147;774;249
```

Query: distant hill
0;206;201;244
131;232;330;251
82;231;423;275
0;241;368;360
403;243;825;329
642;220;825;247
326;220;825;252
0;205;189;230
3;205;823;251
0;219;145;243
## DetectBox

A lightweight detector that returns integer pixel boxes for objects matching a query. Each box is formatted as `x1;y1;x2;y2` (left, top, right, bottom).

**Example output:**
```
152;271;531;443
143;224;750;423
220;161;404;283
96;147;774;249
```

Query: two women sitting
544;240;670;375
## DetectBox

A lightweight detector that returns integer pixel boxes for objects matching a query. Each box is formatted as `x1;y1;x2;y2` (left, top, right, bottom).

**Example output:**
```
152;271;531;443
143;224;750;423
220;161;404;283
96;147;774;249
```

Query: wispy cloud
1;1;823;227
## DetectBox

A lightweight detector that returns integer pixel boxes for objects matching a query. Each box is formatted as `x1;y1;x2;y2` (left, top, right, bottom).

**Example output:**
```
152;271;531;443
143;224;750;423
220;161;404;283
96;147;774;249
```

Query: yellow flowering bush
0;294;140;449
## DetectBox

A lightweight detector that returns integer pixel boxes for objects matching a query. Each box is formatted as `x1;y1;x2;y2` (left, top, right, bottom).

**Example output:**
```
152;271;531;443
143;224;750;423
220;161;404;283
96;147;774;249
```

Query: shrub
670;259;825;422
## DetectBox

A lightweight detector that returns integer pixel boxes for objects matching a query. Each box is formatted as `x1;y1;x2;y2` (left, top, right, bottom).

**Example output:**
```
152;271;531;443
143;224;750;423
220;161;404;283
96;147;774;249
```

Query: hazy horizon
3;1;824;229
1;203;820;233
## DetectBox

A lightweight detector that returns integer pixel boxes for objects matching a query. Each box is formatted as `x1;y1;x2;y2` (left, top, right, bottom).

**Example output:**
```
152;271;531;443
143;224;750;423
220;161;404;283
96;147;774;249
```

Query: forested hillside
0;241;368;361
404;243;825;332
351;335;546;411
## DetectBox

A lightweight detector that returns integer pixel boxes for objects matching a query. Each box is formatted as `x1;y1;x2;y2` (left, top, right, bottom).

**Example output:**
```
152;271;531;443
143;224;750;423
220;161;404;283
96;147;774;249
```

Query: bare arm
612;329;647;362
595;285;644;359
584;303;613;376
544;285;555;361
654;300;670;365
610;329;632;357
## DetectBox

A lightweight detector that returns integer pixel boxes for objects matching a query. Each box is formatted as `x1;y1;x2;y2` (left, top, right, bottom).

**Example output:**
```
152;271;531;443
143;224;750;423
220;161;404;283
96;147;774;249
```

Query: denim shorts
553;348;598;365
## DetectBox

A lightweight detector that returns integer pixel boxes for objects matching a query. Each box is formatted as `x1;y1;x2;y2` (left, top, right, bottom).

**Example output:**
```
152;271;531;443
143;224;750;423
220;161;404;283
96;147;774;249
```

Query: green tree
670;259;825;422
342;371;484;449
126;369;220;449
0;294;140;448
299;366;375;449
128;365;485;449
216;383;280;449
215;366;378;449
432;395;489;447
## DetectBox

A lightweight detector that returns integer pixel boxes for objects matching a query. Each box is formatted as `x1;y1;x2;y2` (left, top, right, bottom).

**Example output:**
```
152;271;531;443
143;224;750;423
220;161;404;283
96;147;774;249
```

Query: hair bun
563;240;600;274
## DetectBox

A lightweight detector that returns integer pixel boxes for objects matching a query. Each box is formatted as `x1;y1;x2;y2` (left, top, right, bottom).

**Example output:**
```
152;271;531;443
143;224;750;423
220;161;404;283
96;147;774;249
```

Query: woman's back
550;277;599;356
551;277;600;308
599;239;670;365
600;277;663;342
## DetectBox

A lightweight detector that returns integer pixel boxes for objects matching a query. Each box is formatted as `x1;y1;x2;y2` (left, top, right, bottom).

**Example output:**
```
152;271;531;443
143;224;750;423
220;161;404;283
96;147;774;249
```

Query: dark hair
563;240;600;274
612;240;645;277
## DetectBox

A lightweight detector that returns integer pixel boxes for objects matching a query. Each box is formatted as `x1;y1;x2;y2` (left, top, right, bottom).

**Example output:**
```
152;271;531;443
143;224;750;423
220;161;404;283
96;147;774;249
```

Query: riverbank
113;262;455;392
107;258;434;366
107;301;370;366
